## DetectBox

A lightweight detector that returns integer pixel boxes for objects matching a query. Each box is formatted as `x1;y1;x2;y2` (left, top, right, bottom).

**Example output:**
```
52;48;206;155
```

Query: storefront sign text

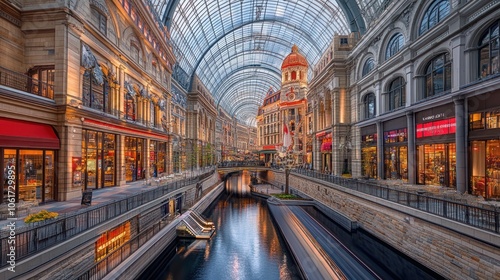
416;117;456;138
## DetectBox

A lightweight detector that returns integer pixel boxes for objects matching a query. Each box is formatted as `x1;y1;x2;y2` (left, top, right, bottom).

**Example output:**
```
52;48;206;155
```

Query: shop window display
82;130;116;189
417;144;456;187
471;140;500;199
125;137;144;182
384;146;408;180
362;147;377;179
2;149;55;203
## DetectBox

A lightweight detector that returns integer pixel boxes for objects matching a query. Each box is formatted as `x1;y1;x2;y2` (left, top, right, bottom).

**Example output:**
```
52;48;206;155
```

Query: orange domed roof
281;45;308;70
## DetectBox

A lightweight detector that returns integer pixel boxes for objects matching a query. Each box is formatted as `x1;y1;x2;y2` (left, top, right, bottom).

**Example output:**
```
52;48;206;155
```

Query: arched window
27;66;55;99
90;6;107;35
130;42;140;63
419;0;450;35
424;53;451;99
152;59;158;78
386;77;406;111
362;58;375;77
150;101;159;127
82;66;110;113
124;83;137;121
478;20;500;79
385;33;405;60
363;93;376;119
291;71;297;80
284;72;289;81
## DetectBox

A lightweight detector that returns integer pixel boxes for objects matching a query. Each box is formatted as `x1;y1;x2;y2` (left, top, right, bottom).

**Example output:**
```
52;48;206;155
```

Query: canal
141;171;442;280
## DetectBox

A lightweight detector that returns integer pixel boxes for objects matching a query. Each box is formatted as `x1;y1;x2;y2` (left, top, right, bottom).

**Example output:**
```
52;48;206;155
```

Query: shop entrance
417;143;456;187
384;146;408;181
361;147;377;179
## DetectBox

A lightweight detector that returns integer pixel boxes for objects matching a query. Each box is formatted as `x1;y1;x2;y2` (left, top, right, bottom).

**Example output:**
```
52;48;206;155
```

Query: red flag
283;122;292;149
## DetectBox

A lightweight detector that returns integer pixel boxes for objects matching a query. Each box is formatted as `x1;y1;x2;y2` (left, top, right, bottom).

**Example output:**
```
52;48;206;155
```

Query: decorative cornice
467;0;500;23
0;9;21;27
415;31;449;56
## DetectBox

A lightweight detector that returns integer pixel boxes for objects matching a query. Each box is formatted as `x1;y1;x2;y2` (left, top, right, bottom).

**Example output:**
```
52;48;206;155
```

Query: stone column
406;110;416;184
454;97;466;193
451;35;465;93
377;121;384;179
314;137;321;171
118;135;127;186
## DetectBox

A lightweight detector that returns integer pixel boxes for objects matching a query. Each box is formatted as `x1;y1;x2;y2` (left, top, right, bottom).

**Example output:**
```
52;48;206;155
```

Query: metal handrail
0;65;54;99
293;168;499;234
0;170;214;268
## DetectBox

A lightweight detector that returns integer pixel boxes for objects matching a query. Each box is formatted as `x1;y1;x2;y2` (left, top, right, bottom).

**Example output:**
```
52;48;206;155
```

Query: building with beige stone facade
0;0;176;203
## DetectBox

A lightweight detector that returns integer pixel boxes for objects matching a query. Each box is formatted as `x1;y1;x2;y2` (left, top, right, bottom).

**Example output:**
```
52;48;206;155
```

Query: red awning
0;118;60;149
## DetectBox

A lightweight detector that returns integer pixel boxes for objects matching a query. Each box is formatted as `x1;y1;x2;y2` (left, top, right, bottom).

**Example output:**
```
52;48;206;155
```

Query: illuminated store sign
416;117;456;138
95;221;131;261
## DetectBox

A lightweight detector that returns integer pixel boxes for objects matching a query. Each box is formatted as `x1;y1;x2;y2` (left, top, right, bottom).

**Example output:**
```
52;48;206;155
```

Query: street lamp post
274;147;298;194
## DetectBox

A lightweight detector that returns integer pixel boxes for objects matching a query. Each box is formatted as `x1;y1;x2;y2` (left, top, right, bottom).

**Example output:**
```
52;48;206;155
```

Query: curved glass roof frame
197;22;321;98
354;0;393;25
218;77;278;113
212;63;282;99
216;69;281;110
155;0;392;124
170;0;349;75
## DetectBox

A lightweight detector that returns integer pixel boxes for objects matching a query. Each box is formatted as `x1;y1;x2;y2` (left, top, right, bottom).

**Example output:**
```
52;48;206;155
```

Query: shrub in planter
24;210;58;223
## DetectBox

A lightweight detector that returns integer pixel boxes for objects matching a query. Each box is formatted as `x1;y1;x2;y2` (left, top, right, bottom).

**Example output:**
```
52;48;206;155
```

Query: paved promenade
0;170;209;229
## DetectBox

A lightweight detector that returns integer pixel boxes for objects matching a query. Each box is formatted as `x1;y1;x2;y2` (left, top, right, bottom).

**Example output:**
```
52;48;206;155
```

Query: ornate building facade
257;45;309;164
346;0;500;199
0;0;176;203
308;34;357;174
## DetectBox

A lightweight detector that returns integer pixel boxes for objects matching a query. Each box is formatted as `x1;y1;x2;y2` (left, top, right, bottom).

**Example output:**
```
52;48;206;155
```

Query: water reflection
144;171;301;280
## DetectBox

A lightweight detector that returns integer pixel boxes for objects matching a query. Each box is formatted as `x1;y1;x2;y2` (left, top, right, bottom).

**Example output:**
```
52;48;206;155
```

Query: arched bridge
217;161;271;175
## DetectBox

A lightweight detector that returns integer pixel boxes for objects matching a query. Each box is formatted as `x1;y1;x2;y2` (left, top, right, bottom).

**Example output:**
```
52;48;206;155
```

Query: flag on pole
283;122;292;149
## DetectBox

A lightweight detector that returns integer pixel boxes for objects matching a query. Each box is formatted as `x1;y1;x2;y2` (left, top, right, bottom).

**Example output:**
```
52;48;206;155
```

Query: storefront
468;95;500;199
361;125;377;179
149;140;167;178
317;131;332;172
0;118;59;203
383;117;408;181
125;136;145;182
415;104;456;187
82;130;116;189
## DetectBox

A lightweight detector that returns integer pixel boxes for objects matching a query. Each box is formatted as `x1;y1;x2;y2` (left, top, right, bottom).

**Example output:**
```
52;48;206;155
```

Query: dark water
142;171;301;280
142;172;442;280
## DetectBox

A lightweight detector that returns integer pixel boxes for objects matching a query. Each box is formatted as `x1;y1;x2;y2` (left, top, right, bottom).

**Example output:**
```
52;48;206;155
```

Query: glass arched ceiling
149;0;392;125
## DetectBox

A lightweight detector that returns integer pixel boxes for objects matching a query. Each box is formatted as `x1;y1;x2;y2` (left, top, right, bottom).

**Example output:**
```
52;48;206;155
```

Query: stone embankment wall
272;171;500;280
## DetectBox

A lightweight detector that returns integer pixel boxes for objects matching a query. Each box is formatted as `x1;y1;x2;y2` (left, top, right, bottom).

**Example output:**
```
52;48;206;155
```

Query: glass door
19;150;44;202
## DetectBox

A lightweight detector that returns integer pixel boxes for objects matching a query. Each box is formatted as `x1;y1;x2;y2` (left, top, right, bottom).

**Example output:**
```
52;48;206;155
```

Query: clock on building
286;87;296;101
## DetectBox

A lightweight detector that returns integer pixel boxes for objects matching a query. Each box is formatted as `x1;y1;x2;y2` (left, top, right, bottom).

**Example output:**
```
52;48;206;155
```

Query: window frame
90;6;107;35
386;77;406;111
27;65;55;99
478;20;500;79
363;93;376;120
385;33;405;60
423;52;452;99
418;0;451;35
362;58;375;77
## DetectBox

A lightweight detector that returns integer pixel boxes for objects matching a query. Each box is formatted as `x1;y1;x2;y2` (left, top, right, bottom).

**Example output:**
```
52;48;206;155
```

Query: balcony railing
0;66;54;99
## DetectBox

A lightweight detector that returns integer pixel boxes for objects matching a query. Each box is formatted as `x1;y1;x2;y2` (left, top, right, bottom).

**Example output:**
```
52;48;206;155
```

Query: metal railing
0;170;214;268
76;219;177;280
293;169;500;234
0;65;54;99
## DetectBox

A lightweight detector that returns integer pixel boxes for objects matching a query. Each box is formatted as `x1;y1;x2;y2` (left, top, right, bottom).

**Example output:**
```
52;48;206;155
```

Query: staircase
176;211;216;239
